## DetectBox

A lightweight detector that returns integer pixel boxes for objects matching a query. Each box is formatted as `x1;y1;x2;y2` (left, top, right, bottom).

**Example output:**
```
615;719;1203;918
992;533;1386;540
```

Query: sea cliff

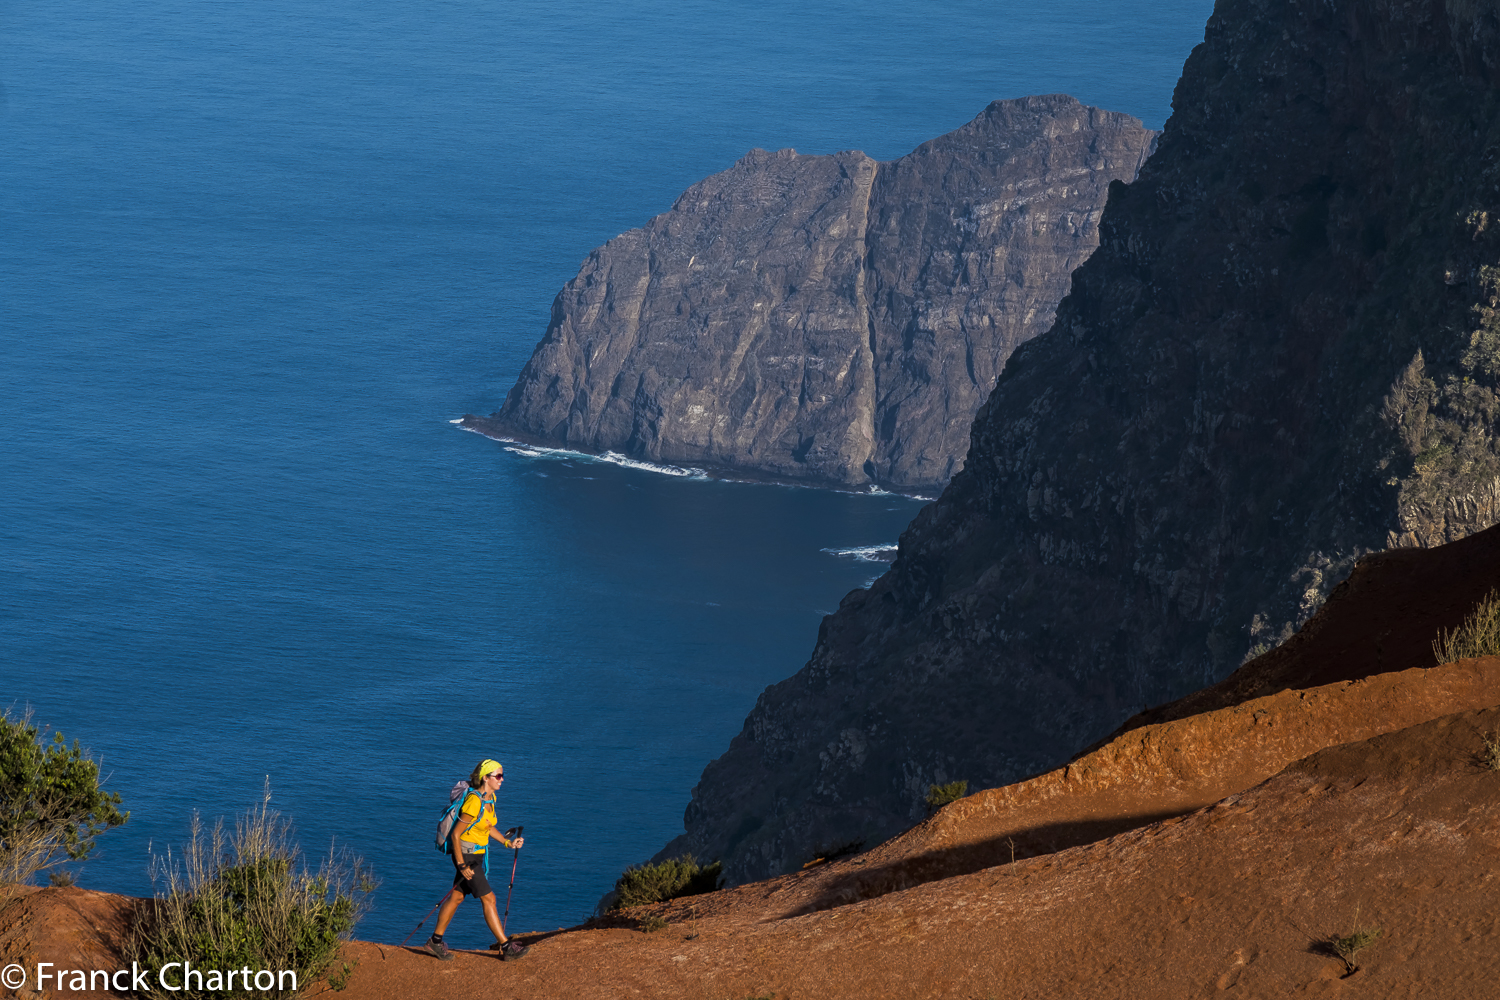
464;95;1156;492
666;0;1500;883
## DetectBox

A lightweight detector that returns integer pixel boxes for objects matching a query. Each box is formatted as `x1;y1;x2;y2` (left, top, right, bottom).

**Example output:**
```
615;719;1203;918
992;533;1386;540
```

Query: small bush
0;707;128;887
925;780;969;811
325;959;358;992
1433;589;1500;664
1326;926;1381;974
126;788;375;998
612;855;721;909
637;914;668;933
1480;729;1500;772
47;869;75;887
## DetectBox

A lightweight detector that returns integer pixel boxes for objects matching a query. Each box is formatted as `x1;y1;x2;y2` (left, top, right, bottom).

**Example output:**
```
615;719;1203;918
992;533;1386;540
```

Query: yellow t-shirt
456;792;497;849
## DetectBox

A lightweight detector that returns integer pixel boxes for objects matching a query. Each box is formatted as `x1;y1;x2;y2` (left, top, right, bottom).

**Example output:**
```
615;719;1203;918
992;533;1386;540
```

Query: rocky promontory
464;95;1156;492
666;0;1500;883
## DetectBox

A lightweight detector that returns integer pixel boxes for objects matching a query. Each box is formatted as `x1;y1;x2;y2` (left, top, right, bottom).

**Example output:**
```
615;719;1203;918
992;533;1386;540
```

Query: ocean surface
1;0;1214;942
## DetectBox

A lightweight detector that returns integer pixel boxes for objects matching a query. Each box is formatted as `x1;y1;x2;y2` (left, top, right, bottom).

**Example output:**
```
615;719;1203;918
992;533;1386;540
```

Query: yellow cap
479;758;502;778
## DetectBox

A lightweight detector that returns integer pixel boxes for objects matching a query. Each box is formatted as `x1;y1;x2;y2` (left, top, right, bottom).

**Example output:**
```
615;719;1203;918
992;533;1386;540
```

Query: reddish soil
7;529;1500;998
0;886;141;1000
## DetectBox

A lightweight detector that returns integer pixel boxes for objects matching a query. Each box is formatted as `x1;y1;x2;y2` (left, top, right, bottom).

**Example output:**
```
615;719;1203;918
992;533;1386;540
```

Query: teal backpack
435;781;493;873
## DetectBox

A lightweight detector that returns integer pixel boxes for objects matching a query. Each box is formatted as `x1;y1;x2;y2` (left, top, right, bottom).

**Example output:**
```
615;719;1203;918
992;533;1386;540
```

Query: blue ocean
1;0;1213;943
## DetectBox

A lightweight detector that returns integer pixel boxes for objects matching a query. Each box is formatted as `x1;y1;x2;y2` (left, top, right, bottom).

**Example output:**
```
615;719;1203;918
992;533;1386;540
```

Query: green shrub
1327;926;1381;974
0;708;127;887
1433;589;1500;663
126;789;375;998
612;855;721;909
925;780;969;811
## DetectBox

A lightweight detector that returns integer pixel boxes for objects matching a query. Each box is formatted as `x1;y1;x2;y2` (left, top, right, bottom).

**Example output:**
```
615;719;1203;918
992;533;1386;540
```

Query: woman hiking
425;759;529;961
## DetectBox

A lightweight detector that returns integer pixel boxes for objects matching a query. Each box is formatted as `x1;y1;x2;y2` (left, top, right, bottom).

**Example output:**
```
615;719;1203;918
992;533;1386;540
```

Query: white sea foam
595;451;708;478
465;433;709;480
498;442;572;459
452;419;933;496
821;544;899;563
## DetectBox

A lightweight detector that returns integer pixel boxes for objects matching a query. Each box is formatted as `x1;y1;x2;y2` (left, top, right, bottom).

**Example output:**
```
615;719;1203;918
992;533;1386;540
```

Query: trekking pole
501;825;523;934
400;893;454;948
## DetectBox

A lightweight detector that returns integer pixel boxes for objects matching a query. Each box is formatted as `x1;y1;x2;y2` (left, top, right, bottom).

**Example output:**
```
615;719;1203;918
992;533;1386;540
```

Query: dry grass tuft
1480;729;1500;772
1433;589;1500;664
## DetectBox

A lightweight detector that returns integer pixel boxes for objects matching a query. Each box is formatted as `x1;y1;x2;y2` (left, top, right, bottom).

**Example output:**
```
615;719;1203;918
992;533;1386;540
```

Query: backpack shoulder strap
458;789;488;842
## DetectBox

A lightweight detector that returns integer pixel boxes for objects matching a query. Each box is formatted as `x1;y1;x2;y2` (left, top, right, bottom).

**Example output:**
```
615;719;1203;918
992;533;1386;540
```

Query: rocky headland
663;0;1500;884
463;95;1157;492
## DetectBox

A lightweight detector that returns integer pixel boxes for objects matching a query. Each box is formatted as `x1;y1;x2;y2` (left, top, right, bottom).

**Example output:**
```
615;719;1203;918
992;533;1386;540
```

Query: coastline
452;416;941;502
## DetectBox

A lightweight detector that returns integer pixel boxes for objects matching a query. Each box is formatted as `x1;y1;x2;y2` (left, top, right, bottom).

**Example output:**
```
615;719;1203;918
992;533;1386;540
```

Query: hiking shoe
424;937;453;961
492;940;530;961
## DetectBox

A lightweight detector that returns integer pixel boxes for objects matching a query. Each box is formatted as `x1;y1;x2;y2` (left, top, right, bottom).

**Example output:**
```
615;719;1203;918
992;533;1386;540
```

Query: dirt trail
333;705;1500;998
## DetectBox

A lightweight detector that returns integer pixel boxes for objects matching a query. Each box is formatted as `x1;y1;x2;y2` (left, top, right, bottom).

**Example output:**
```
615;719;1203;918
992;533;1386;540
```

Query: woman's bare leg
480;892;508;944
433;888;465;935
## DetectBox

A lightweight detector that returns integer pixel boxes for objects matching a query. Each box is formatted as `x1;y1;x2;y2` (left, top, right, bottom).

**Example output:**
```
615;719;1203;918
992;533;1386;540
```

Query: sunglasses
487;772;505;781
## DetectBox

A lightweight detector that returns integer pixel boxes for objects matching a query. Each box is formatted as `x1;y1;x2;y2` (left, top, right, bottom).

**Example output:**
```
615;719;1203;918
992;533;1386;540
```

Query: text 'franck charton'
20;961;298;993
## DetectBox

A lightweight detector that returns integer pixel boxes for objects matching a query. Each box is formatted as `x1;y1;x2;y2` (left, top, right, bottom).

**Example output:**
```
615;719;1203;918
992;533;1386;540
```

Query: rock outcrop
464;96;1156;492
667;0;1500;883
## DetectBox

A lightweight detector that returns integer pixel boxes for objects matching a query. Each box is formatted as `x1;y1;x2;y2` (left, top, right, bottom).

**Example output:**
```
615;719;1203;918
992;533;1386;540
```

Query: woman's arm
451;819;473;871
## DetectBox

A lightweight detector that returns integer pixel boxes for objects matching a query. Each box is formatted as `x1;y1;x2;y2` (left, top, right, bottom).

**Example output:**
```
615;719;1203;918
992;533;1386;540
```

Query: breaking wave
821;544;899;563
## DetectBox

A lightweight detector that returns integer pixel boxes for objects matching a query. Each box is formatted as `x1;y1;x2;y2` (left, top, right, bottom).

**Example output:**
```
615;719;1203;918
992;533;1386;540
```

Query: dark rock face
665;0;1500;883
465;96;1157;492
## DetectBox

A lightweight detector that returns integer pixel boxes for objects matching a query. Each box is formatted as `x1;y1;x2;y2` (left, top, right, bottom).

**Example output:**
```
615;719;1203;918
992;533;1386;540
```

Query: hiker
425;759;530;961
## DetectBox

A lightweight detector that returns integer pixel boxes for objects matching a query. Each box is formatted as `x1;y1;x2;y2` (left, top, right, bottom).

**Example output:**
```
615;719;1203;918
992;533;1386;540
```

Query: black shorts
453;853;492;897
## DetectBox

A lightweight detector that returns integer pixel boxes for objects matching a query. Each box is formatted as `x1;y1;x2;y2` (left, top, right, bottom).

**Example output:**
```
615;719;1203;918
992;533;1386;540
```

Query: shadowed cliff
665;0;1500;883
465;95;1156;492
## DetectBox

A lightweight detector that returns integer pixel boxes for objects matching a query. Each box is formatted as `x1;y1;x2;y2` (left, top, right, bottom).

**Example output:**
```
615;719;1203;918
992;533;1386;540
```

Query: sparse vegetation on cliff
1479;729;1500;772
1432;589;1500;664
126;788;374;998
613;855;721;909
0;708;127;888
925;780;969;811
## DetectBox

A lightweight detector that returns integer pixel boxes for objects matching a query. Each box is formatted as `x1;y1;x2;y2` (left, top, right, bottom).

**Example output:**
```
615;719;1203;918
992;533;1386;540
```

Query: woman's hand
510;836;524;850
